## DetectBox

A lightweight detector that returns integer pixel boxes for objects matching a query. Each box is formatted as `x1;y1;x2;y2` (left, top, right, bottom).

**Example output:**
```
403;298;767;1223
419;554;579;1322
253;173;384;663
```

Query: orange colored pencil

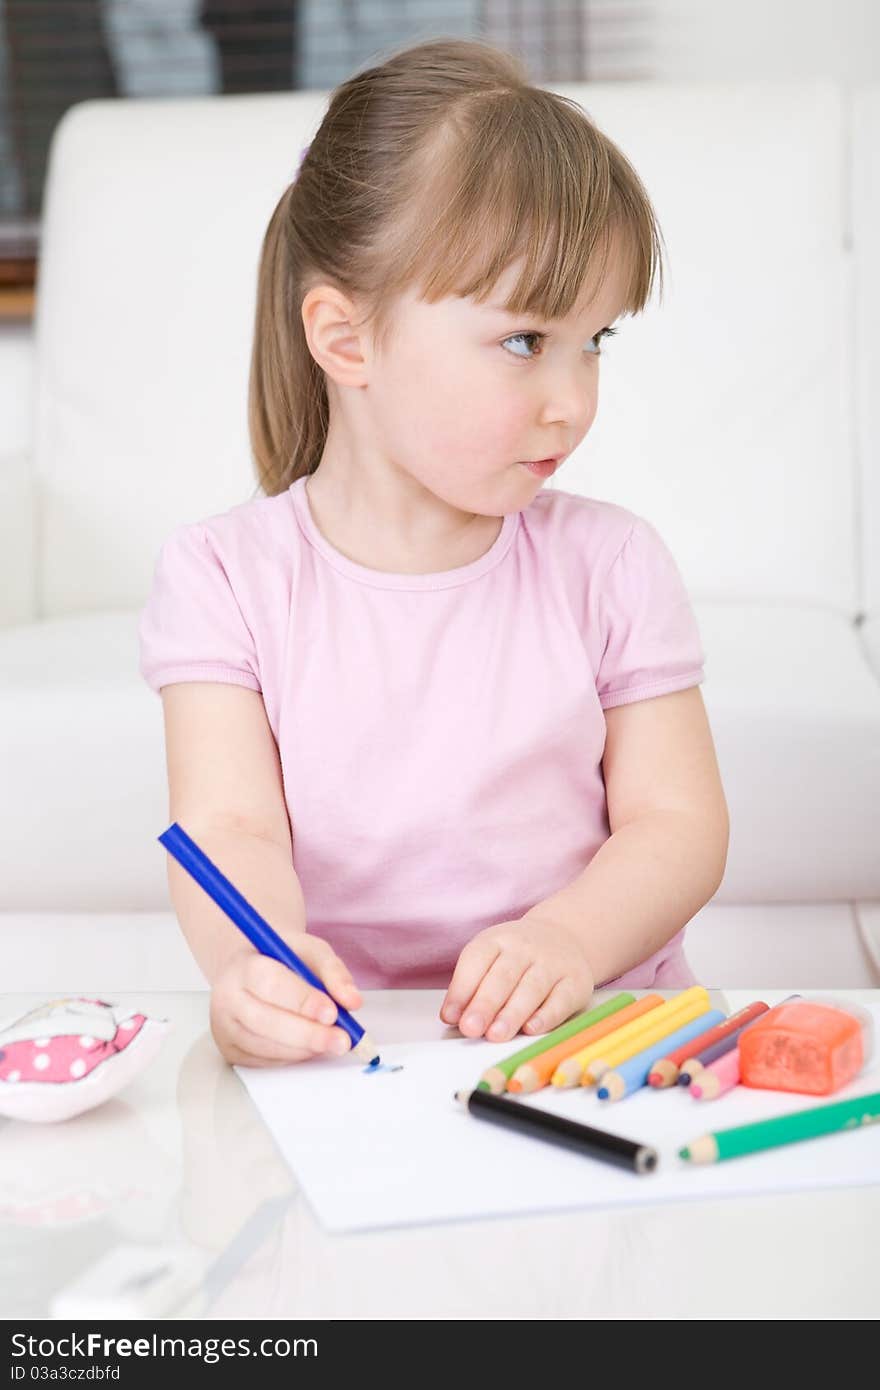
507;994;665;1093
580;988;711;1085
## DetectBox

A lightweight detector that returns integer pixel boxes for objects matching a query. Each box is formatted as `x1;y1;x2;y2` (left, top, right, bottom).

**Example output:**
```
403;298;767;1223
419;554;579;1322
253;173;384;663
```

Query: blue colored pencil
159;821;379;1063
597;1009;725;1102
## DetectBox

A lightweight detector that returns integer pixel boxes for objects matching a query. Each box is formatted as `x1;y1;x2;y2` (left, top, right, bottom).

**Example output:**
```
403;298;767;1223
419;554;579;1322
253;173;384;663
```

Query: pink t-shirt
138;477;706;991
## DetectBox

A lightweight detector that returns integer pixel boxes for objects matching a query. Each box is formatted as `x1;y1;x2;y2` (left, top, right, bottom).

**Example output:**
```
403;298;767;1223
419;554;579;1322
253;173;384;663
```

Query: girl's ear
301;286;371;388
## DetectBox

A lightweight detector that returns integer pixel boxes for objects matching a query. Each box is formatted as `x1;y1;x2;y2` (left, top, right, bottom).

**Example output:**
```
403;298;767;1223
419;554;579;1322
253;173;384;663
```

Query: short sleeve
596;516;705;710
138;523;262;695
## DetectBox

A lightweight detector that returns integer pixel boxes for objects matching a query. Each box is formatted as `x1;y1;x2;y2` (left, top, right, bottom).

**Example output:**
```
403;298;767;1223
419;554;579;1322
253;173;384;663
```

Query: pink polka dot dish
0;997;170;1123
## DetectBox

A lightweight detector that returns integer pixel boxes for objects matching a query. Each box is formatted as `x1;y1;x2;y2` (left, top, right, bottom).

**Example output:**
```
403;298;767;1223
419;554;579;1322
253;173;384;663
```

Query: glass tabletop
1;988;878;1320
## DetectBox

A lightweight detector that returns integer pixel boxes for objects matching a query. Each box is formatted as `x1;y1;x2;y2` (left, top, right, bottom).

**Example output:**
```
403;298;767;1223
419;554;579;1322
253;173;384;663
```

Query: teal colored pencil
680;1090;880;1163
477;993;635;1094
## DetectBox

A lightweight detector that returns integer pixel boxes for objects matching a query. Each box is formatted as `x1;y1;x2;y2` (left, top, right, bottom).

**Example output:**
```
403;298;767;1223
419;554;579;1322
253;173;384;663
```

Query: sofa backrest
854;86;880;625
30;81;864;618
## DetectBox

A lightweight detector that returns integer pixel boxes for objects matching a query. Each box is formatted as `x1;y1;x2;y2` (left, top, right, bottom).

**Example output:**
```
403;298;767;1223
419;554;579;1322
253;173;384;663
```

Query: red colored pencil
647;1000;769;1088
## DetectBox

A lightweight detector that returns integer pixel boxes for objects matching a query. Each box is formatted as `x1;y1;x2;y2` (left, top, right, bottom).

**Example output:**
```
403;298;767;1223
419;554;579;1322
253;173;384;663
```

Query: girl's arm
525;685;729;985
167;821;308;984
441;687;728;1039
160;685;361;1067
161;683;306;982
522;806;727;988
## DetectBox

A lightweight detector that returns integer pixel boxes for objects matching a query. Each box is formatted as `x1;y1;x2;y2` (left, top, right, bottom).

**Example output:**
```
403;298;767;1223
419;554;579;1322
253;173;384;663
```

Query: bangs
369;88;663;343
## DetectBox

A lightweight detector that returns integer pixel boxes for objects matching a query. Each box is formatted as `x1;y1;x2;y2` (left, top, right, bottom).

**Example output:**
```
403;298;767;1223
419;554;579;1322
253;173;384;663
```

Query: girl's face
364;249;632;517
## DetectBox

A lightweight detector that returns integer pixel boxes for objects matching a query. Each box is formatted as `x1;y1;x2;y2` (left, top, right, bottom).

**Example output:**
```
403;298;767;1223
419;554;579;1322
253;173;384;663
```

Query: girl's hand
209;935;362;1068
439;914;595;1042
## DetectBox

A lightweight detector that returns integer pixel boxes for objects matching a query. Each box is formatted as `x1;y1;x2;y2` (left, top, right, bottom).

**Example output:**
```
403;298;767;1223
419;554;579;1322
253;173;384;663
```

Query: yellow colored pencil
551;986;708;1089
552;985;710;1089
581;990;712;1086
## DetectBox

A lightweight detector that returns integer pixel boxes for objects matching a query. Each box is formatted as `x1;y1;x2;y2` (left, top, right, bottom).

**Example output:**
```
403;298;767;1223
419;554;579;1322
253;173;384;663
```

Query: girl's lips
520;459;560;477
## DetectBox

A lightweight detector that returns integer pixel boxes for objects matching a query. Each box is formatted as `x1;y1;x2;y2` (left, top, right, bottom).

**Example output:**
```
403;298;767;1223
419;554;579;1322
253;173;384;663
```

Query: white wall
647;0;880;86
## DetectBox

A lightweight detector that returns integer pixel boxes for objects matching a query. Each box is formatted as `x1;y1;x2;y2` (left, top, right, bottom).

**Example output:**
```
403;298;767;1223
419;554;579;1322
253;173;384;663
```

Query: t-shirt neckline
288;475;519;590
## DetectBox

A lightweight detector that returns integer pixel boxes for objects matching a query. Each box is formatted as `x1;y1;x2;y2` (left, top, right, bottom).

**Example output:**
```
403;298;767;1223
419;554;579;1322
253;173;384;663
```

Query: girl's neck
303;469;503;576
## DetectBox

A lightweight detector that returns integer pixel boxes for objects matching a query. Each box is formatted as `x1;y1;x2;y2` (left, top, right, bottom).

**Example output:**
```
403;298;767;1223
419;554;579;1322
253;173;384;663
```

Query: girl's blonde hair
248;36;665;497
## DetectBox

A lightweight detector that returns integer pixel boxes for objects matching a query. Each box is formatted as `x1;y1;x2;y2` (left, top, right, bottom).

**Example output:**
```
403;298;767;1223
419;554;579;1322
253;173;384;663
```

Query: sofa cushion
0;611;167;910
697;603;880;902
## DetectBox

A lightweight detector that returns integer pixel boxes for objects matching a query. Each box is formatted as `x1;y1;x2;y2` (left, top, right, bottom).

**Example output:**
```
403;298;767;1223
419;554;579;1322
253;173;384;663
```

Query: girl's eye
502;327;617;360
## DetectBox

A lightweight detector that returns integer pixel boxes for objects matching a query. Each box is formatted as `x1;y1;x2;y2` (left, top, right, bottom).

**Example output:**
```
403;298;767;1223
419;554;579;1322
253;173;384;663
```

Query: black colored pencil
454;1088;658;1174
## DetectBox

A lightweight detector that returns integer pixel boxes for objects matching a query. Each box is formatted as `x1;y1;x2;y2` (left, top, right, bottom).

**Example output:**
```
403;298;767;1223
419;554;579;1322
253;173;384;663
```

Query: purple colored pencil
678;1028;747;1085
678;993;803;1086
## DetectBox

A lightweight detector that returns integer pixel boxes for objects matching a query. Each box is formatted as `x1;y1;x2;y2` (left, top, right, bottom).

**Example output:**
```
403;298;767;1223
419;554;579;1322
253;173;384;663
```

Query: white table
1;988;878;1320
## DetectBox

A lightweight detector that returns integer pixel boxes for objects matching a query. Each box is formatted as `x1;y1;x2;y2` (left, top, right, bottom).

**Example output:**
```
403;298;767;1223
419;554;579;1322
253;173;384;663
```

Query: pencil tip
679;1146;691;1160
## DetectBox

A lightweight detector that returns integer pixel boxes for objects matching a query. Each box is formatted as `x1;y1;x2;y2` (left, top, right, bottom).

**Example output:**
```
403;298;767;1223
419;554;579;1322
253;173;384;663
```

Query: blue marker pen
159;822;379;1065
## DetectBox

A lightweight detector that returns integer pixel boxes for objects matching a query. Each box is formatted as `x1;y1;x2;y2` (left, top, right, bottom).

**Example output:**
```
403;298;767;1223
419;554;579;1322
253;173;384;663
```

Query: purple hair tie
296;143;311;177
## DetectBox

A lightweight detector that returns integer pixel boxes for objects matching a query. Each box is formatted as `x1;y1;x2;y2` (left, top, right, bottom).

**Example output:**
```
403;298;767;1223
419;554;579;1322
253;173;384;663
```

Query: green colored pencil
680;1089;880;1164
477;993;635;1094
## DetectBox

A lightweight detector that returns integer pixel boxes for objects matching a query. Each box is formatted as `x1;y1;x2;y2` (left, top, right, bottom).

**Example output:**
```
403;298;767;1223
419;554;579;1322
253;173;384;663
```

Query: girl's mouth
520;459;560;477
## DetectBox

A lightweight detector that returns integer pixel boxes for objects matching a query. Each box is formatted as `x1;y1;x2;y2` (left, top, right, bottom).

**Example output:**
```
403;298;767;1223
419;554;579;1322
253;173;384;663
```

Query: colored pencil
455;1088;659;1174
678;1023;758;1086
673;1001;770;1087
687;994;802;1099
596;1009;724;1102
159;821;379;1063
552;988;706;1089
476;993;634;1094
679;1090;880;1164
581;987;712;1086
507;994;664;1093
689;1046;741;1100
648;1000;766;1088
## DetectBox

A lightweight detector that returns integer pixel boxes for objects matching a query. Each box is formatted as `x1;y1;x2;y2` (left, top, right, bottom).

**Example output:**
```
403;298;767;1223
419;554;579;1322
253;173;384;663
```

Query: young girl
138;38;729;1069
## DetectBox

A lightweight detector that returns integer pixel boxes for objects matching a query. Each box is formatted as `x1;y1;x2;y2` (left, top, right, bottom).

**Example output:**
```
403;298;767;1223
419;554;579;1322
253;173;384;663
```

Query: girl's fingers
292;937;363;1016
483;964;558;1042
440;939;502;1025
455;953;533;1038
243;945;361;1024
235;989;351;1057
224;1022;315;1067
322;965;362;1013
243;954;332;1021
522;977;582;1036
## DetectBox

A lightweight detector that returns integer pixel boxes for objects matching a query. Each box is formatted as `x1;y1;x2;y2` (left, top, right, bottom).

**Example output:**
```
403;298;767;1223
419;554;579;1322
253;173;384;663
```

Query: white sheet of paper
235;1006;880;1233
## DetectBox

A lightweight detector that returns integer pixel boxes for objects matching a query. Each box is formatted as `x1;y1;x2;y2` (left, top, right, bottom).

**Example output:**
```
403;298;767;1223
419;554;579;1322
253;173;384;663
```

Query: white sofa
2;80;879;992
